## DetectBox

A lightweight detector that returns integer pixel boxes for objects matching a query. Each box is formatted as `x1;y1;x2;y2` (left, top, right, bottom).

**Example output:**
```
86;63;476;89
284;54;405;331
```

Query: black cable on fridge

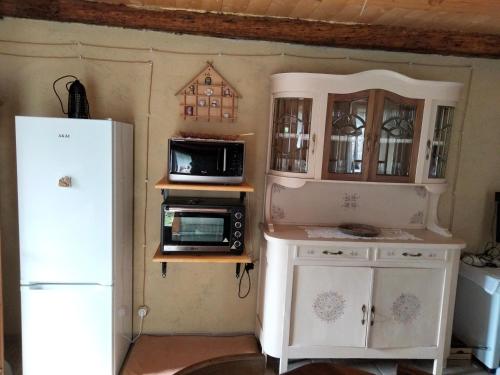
52;75;78;114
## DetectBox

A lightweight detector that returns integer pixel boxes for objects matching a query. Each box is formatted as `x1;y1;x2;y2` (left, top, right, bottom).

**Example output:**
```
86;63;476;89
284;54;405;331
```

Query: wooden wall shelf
155;176;254;193
154;245;252;278
154;246;252;264
153;178;254;277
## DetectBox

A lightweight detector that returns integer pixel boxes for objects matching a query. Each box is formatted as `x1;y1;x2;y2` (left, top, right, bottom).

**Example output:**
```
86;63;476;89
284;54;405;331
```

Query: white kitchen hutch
256;70;466;374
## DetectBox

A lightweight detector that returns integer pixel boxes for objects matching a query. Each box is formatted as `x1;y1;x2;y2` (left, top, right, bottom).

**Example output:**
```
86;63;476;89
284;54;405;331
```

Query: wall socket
137;305;149;318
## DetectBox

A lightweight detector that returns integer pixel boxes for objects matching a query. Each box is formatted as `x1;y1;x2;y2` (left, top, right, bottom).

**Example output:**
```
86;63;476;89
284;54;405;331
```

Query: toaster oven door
162;207;232;252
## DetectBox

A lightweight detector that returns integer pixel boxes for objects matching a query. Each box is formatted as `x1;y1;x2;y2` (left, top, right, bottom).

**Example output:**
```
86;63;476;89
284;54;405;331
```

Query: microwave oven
161;196;245;254
168;138;245;184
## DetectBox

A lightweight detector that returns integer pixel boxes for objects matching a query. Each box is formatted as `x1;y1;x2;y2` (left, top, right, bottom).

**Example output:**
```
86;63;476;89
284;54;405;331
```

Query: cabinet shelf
181;94;235;99
153;245;252;264
276;133;310;140
180;103;238;108
155;176;254;193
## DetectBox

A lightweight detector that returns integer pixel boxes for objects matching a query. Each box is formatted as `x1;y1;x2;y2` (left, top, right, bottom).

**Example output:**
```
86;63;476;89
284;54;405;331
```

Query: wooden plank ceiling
1;0;500;58
111;0;500;35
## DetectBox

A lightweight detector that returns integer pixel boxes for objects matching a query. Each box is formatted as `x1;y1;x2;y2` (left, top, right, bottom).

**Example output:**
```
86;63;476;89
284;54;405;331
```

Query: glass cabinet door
270;97;313;174
322;91;374;180
370;91;423;182
428;106;455;179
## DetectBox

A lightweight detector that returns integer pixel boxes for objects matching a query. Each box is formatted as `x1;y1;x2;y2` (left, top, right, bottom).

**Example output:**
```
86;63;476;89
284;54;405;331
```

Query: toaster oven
161;196;245;254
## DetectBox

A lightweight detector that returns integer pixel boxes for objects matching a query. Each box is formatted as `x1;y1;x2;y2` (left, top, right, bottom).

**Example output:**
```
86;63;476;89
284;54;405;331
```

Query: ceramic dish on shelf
338;223;381;237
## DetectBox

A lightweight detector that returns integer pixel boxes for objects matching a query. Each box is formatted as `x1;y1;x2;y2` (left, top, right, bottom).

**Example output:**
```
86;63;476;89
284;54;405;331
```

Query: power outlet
137;305;149;318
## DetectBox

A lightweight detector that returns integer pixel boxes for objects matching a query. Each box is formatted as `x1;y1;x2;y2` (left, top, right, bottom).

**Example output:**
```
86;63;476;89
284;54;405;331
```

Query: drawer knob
402;252;422;257
322;250;343;255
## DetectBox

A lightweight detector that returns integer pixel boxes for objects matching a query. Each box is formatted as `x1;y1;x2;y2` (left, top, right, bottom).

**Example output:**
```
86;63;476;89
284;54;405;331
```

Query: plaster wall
0;18;499;336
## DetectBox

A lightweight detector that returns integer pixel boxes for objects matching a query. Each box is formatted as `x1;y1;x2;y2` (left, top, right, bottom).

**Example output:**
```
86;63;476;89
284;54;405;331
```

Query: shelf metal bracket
236;262;254;279
161;262;167;278
236;263;241;278
161;189;168;201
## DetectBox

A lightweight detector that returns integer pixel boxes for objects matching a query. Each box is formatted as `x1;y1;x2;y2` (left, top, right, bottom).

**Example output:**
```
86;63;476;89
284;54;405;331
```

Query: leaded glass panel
376;97;418;177
271;97;312;173
327;97;368;175
429;106;454;179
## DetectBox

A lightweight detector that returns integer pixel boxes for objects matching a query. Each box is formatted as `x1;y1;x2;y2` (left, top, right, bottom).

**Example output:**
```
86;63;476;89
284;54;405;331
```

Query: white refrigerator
15;116;133;375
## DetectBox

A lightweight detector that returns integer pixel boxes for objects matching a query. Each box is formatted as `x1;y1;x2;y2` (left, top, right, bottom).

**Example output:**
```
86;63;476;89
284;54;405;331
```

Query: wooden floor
265;358;491;375
4;336;491;375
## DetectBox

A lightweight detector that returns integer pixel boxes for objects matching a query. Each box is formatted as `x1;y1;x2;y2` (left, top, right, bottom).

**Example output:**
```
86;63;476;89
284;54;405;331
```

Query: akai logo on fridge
58;133;70;138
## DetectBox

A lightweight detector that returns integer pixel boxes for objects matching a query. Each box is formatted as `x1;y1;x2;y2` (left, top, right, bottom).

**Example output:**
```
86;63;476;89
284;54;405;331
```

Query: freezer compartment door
16;117;113;284
21;284;113;375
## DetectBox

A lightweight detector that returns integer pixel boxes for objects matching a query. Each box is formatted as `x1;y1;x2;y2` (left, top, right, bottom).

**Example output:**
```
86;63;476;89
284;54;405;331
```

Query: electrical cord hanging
124;314;146;344
52;75;78;114
0;38;473;68
238;263;253;299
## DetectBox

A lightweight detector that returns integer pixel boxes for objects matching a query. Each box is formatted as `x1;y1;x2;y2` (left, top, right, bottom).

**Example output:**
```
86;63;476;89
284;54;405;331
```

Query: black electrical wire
238;264;252;299
53;75;78;115
461;241;500;267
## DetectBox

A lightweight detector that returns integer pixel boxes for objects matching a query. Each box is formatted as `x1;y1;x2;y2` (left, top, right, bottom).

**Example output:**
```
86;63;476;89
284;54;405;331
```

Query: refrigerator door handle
28;285;45;290
26;284;106;290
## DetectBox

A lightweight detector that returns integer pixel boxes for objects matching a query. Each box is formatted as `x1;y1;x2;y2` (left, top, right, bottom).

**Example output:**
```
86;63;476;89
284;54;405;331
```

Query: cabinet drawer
376;248;445;261
297;246;370;260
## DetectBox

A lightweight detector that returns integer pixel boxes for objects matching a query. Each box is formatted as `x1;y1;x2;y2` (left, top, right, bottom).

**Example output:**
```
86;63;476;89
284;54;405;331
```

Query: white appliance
16;116;133;375
453;263;500;374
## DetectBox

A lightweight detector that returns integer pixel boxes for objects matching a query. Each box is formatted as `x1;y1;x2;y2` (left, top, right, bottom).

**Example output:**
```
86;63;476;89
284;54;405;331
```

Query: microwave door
193;145;222;176
172;143;221;177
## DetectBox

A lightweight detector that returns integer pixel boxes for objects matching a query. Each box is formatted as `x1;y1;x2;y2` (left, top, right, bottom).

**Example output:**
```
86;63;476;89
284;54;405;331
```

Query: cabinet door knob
322;250;343;255
370;305;375;326
311;133;317;154
402;252;422;257
426;139;432;160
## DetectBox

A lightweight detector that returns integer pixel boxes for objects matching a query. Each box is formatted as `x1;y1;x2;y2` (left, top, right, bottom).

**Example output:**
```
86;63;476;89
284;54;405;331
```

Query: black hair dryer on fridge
53;75;90;119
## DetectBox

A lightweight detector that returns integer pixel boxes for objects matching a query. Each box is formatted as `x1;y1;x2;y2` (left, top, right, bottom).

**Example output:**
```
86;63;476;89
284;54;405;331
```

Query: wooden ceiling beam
1;0;500;58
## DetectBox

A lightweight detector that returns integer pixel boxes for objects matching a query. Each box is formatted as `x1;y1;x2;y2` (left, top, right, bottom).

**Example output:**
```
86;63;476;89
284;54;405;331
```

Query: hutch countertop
263;224;465;249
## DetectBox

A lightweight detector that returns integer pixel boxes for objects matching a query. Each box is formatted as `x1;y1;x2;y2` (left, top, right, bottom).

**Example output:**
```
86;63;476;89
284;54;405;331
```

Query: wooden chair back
175;353;265;375
282;362;374;375
396;364;432;375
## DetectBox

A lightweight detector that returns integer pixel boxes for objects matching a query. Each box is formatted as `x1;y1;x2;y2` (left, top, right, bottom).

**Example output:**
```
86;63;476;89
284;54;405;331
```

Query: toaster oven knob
234;222;242;229
234;231;242;238
234;240;242;248
235;212;243;220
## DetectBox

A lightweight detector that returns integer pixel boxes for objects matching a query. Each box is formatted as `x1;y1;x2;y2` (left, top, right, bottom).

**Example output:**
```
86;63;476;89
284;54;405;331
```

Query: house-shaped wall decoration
176;62;241;122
